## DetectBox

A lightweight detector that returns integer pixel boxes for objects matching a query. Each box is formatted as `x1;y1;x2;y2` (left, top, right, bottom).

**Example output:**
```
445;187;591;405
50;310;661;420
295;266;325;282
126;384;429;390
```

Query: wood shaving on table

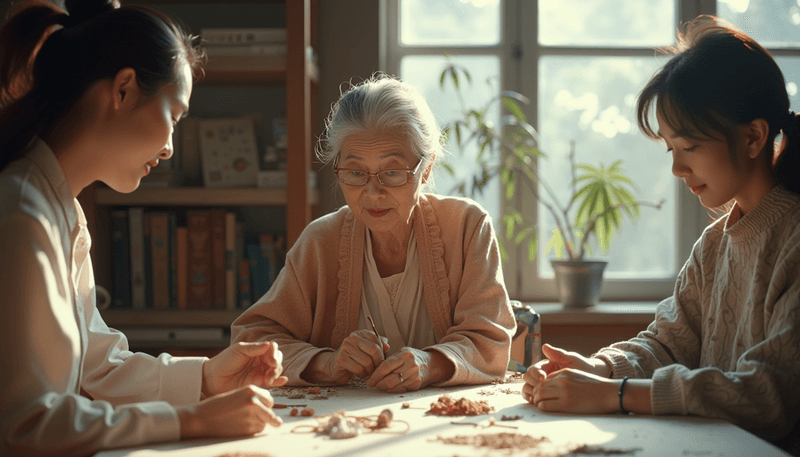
491;372;525;384
436;432;548;451
309;394;329;400
291;409;409;439
566;444;641;455
499;387;520;394
348;377;369;388
500;415;523;421
427;395;493;416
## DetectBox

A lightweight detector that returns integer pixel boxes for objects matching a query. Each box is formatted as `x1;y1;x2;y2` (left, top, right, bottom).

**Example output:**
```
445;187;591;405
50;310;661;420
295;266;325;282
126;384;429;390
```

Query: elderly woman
232;75;515;392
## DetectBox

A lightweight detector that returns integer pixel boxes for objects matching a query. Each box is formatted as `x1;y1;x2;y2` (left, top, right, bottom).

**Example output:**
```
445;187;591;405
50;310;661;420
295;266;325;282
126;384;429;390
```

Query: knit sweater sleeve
594;233;705;379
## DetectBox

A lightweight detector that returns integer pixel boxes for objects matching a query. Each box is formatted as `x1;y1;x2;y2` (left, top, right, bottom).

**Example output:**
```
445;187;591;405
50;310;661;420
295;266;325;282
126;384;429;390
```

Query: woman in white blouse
0;1;286;455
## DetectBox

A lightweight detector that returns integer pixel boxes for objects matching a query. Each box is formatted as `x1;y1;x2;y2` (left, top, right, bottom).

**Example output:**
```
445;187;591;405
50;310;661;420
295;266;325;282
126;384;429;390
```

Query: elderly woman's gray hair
317;74;443;175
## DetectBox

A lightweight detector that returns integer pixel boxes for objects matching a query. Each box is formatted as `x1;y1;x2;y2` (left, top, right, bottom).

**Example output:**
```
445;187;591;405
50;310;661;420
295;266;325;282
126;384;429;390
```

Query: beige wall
316;0;381;216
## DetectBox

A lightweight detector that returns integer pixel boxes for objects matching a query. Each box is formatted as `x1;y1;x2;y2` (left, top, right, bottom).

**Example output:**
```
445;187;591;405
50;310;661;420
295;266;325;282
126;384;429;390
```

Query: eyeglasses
334;159;424;187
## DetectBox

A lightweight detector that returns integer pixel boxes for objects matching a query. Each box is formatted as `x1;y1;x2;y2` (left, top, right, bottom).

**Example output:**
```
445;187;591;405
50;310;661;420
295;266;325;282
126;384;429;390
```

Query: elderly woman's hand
323;329;389;383
367;347;454;392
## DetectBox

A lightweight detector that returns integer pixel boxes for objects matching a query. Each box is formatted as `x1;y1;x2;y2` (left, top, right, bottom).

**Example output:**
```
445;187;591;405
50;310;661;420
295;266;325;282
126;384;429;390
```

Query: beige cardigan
232;194;515;386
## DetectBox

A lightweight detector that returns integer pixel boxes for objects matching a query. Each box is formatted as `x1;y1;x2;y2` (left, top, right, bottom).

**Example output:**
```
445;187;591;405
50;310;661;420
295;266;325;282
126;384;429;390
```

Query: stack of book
201;27;286;71
109;208;286;311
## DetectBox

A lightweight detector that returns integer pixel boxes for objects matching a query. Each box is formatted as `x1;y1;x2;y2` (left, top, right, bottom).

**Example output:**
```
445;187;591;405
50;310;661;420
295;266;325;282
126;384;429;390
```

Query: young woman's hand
524;368;619;414
521;343;611;404
176;385;282;439
202;341;288;397
366;347;453;392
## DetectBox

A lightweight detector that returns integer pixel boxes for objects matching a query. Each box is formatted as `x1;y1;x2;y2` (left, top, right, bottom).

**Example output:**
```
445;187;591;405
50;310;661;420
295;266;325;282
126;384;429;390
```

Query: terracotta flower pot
550;259;608;309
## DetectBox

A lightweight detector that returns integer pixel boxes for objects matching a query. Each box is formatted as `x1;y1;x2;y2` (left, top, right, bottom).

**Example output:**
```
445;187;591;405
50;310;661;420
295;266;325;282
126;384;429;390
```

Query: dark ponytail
775;112;800;194
0;0;205;171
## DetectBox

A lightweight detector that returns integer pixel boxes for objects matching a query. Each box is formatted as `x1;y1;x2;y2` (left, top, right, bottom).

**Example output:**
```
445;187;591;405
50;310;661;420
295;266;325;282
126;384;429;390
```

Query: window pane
538;56;676;278
717;0;800;47
538;0;675;47
400;0;501;46
778;57;800;110
400;55;501;223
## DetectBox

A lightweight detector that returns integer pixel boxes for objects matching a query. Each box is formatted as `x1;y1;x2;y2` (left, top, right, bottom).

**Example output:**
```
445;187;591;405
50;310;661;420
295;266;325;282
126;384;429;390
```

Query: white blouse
358;226;437;354
0;139;206;457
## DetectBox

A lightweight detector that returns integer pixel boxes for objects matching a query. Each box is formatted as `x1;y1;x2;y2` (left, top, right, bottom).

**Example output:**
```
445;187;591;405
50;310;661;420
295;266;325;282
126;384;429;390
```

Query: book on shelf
186;211;213;309
176;226;188;310
143;212;153;309
128;207;146;310
150;212;170;309
200;27;286;45
246;240;270;301
204;55;285;73
168;212;178;308
210;210;227;309
110;210;131;309
225;212;238;310
238;258;252;308
204;43;286;57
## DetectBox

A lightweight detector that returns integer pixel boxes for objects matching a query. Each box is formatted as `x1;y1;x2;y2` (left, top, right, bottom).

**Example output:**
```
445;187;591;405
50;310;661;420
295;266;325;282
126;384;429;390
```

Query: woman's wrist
424;350;455;387
301;351;334;384
591;356;613;378
176;404;201;439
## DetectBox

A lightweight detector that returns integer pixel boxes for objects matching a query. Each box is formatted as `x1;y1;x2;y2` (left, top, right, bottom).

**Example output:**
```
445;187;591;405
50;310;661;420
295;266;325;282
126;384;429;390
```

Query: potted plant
438;62;663;308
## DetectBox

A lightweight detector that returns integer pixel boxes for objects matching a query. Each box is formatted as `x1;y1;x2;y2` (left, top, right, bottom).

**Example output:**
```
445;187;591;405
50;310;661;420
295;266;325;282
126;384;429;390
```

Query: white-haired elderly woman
232;75;515;392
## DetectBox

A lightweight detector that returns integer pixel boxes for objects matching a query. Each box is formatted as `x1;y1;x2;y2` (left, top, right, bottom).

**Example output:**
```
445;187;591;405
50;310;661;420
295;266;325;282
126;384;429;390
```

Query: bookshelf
77;0;320;352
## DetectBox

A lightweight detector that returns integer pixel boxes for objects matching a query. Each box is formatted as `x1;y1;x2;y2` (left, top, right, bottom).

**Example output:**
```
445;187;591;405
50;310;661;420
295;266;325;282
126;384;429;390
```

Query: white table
95;379;790;457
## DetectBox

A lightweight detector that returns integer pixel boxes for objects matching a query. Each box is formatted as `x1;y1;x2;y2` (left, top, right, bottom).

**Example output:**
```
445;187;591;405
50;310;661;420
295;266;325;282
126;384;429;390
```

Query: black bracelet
618;376;631;415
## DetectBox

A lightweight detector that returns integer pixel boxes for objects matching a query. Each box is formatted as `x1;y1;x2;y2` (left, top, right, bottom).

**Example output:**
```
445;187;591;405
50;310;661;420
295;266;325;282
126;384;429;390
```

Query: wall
316;0;381;216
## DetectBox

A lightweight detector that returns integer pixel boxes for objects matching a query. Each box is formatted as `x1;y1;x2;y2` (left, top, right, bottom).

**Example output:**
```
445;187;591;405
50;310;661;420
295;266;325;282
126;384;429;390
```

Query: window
382;0;800;301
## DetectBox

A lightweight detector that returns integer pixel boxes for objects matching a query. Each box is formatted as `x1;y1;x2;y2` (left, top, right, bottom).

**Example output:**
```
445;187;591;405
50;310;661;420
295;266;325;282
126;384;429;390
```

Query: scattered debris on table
348;377;369;388
450;417;517;429
291;409;409;439
272;387;338;399
427;395;493;416
289;407;314;417
436;432;548;451
566;444;641;455
500;415;522;421
491;372;524;384
273;403;306;409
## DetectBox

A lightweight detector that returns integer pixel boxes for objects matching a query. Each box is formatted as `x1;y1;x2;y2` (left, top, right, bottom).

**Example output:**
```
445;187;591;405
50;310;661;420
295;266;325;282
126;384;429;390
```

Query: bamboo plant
438;62;663;261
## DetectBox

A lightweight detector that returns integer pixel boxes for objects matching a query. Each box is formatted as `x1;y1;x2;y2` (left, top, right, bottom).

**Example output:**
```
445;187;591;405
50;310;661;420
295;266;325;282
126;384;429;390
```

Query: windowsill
520;301;658;326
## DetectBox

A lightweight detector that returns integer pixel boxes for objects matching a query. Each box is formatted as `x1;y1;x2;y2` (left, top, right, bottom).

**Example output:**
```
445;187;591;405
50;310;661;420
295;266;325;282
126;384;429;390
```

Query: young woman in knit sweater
521;16;800;453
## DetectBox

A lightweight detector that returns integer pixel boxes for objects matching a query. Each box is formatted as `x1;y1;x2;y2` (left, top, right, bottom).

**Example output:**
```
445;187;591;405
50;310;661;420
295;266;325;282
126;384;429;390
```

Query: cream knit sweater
595;185;800;442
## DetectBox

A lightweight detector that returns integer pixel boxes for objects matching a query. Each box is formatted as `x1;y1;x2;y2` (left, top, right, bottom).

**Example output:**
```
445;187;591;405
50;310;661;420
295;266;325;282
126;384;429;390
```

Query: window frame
380;0;787;302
